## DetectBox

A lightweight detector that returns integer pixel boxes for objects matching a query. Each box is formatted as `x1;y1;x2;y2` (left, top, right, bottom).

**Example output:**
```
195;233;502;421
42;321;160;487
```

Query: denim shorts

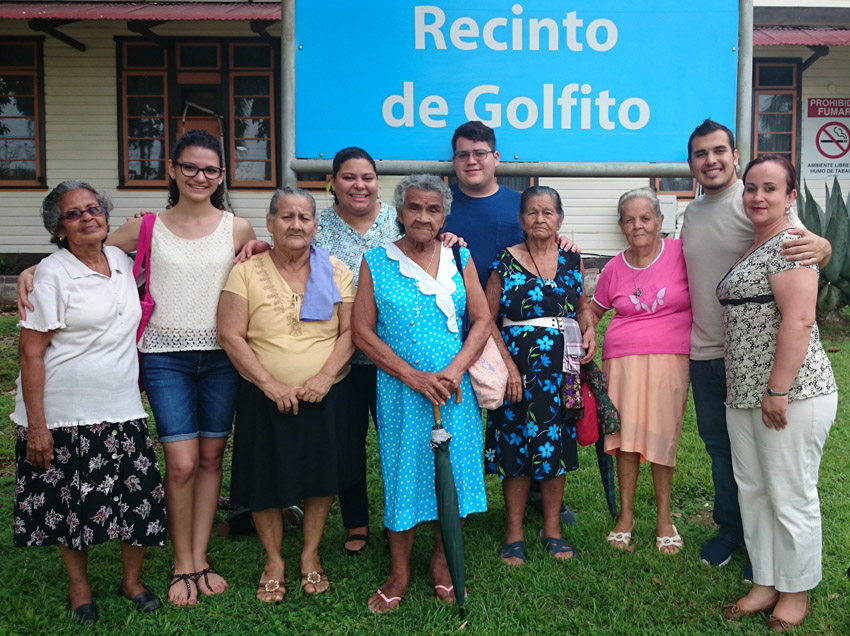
141;349;239;443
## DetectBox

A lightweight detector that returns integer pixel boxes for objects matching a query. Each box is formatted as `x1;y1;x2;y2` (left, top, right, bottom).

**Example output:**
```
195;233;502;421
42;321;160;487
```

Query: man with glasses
444;121;578;525
444;121;523;290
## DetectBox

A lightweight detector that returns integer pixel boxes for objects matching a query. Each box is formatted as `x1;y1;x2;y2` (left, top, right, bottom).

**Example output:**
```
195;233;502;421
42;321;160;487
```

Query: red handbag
575;381;599;446
132;214;156;390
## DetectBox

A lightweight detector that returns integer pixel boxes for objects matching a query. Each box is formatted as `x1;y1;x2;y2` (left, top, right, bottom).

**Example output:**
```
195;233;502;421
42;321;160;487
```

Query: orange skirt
603;354;689;467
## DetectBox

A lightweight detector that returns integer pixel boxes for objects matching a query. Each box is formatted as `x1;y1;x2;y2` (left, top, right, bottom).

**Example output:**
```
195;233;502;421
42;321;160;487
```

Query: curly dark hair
167;129;226;210
41;180;112;249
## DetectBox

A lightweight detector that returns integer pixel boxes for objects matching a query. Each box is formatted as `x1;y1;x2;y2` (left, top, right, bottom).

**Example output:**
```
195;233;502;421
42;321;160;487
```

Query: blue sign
295;1;738;162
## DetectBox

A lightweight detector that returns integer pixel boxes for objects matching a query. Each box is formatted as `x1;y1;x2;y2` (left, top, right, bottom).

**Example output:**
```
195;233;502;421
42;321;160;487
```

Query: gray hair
41;180;112;248
393;174;453;216
268;186;317;221
617;187;662;224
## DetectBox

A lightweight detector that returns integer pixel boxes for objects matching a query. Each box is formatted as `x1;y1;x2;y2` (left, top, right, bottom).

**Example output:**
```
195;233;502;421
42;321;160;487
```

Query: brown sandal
300;570;329;594
257;578;285;604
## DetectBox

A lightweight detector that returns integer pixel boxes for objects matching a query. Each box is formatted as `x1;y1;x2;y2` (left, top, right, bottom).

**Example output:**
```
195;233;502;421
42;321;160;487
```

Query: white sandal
605;530;632;549
656;525;683;554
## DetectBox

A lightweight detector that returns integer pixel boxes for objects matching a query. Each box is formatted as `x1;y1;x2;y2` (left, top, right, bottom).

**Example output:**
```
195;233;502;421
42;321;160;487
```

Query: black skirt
230;375;354;511
13;419;167;549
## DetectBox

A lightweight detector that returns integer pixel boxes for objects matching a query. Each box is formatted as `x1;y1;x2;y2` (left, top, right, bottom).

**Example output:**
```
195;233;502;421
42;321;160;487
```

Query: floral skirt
14;419;167;549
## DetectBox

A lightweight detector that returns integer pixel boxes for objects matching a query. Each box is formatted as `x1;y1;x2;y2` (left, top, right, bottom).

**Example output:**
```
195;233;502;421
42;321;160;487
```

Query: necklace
401;237;437;277
524;241;558;288
627;243;659;297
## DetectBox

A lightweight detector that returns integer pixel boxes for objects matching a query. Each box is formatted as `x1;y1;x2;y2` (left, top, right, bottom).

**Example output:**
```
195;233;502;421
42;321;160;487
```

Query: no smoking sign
815;121;850;160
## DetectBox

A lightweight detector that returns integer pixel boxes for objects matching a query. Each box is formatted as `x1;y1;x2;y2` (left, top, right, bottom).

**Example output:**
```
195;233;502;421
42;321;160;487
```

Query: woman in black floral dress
11;182;166;625
484;186;596;566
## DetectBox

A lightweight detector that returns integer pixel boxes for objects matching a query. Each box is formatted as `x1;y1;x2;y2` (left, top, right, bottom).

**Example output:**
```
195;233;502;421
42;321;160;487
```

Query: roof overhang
754;26;850;47
0;1;281;21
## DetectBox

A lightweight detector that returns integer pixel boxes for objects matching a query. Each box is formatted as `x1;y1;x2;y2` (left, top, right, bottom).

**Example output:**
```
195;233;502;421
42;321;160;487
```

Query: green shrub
799;178;850;311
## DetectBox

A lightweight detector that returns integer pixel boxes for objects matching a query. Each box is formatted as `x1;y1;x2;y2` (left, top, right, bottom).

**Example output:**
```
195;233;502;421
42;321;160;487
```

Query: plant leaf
803;182;824;236
822;180;849;283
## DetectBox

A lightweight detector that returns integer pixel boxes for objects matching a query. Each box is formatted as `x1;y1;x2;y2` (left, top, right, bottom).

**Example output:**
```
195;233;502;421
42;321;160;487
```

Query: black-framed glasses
174;161;223;179
59;205;107;222
453;149;495;161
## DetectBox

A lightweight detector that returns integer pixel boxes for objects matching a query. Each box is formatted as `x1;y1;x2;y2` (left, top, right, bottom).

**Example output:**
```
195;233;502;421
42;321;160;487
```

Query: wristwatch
766;387;789;397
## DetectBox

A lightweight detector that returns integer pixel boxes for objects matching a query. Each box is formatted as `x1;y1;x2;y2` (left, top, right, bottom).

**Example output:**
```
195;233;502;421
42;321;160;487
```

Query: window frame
0;37;46;189
116;37;280;190
752;58;802;167
653;176;696;200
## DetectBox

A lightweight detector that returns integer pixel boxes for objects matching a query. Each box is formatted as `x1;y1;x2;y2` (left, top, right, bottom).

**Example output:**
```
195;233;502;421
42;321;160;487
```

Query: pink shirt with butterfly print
592;238;692;360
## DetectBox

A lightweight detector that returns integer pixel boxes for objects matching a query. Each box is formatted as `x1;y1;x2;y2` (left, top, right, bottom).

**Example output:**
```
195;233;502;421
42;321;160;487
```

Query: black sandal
343;528;370;556
169;572;195;602
193;567;218;593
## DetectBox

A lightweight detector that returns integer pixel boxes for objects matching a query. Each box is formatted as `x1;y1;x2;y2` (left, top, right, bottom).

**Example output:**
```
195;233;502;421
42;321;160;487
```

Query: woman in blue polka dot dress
353;174;490;614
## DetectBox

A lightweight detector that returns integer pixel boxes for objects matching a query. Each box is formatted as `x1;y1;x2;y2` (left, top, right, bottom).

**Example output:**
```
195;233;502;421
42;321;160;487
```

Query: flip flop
499;540;527;564
369;588;402;614
300;570;329;594
257;578;285;604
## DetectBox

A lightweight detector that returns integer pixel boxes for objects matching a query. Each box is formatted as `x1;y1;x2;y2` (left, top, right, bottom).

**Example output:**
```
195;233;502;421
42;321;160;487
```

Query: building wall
756;45;850;201
0;20;284;253
1;20;848;257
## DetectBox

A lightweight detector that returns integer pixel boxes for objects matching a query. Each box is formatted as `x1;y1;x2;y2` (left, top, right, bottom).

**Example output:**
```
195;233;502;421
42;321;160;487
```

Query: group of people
10;118;838;632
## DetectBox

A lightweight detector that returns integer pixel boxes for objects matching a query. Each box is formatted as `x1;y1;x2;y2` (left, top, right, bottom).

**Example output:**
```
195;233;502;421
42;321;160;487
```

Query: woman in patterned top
485;186;596;566
716;155;837;632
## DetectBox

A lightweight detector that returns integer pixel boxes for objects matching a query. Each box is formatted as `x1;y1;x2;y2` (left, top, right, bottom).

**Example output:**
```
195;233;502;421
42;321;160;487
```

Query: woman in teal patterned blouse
314;148;401;556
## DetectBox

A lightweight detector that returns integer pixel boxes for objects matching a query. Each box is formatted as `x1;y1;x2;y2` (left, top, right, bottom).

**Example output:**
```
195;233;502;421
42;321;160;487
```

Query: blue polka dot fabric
363;243;487;532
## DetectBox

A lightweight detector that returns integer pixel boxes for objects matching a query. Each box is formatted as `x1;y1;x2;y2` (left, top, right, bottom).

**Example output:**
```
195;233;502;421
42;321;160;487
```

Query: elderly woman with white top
12;181;166;625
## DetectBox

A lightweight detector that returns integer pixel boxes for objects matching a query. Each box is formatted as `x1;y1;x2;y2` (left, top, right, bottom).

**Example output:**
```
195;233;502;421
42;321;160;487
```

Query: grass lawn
0;314;847;635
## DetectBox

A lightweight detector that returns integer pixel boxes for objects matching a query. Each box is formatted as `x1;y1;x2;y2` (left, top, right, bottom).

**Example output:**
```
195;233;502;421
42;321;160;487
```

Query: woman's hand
405;370;452;405
780;228;831;267
437;232;467;248
299;372;334;403
556;235;581;253
234;239;270;264
761;393;789;430
25;426;54;469
505;360;523;404
17;265;36;320
435;367;463;397
261;380;301;414
580;327;597;364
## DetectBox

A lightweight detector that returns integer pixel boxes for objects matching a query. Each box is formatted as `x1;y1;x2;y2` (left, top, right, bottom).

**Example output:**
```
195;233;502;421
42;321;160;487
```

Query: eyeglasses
59;205;107;222
453;149;495;161
174;161;223;179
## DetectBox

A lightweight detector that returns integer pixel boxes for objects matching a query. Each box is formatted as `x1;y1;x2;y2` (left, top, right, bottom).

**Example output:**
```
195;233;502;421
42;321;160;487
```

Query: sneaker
527;494;578;525
743;562;753;583
559;503;577;525
699;535;740;567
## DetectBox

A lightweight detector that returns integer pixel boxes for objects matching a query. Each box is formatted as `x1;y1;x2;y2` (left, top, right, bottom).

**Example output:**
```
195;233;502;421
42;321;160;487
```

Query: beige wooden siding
0;20;282;253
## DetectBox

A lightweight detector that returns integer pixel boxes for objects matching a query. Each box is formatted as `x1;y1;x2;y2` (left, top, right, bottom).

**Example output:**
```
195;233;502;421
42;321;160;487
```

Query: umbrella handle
433;387;463;426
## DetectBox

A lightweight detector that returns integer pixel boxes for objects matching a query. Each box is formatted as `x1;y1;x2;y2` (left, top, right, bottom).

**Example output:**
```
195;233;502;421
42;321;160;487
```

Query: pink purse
467;335;509;410
132;214;156;389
